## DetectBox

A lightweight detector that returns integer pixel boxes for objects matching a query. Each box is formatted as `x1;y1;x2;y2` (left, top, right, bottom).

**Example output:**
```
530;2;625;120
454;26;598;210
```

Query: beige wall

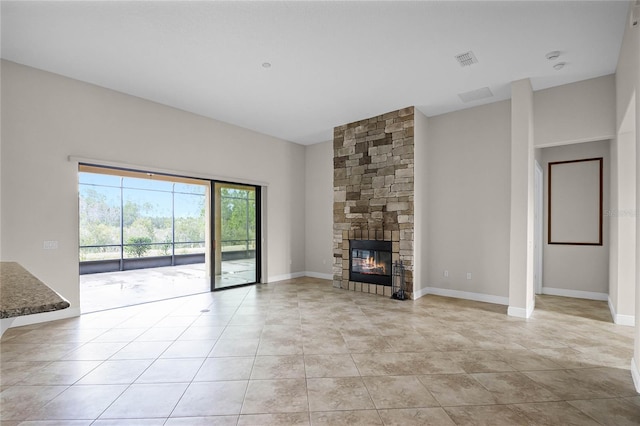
304;140;333;277
426;100;512;302
0;58;2;262
541;140;611;297
1;60;307;314
534;75;616;148
421;75;617;309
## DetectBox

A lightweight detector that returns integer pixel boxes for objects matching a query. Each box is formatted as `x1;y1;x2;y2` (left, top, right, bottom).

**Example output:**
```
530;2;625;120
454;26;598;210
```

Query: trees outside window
220;188;256;252
79;172;257;264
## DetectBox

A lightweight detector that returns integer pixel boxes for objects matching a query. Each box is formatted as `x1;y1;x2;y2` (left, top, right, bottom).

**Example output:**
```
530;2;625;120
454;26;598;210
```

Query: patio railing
79;239;256;274
80;241;205;275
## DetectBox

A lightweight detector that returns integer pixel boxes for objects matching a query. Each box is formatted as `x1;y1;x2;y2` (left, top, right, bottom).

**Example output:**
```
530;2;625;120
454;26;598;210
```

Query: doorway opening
537;141;611;320
78;165;261;312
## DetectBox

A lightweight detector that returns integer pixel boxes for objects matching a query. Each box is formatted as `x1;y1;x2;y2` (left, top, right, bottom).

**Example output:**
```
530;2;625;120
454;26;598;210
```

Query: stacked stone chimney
333;107;415;297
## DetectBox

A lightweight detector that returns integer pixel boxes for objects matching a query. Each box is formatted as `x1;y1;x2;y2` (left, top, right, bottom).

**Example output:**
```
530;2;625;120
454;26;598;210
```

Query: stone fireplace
333;107;414;297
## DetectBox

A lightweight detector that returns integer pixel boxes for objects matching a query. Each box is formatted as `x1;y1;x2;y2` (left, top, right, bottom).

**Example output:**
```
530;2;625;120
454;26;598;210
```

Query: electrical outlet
444;270;449;278
467;272;472;280
43;240;58;250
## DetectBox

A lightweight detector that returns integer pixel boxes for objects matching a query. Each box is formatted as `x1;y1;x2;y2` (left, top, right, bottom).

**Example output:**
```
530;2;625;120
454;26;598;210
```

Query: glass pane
221;197;248;244
79;172;121;187
80;245;121;262
174;183;206;195
351;249;391;276
79;184;121;251
174;241;205;255
221;187;250;199
122;177;173;192
174;192;206;245
215;183;257;289
248;197;256;241
123;188;172;256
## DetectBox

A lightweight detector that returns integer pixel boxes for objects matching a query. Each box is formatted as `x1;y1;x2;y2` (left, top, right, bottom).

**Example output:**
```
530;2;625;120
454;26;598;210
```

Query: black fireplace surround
349;239;392;286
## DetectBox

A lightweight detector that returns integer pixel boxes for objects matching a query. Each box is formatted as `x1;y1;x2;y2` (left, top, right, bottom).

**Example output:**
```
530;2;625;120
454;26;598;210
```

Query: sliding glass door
79;164;262;311
212;182;260;289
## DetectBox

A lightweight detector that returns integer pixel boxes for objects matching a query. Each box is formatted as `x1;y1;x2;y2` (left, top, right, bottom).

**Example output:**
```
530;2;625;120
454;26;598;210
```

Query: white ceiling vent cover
458;87;493;103
455;51;478;67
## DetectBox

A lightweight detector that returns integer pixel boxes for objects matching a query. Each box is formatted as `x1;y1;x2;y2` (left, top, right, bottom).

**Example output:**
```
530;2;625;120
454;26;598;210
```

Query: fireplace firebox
349;240;392;286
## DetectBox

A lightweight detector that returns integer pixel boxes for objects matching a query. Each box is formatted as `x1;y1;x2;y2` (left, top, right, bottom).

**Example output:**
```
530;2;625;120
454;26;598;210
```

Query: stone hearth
333;107;414;297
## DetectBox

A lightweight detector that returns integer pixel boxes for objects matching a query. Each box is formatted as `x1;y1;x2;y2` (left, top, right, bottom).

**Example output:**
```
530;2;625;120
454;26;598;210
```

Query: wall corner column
634;84;640;391
634;51;640;394
508;78;535;318
413;109;429;299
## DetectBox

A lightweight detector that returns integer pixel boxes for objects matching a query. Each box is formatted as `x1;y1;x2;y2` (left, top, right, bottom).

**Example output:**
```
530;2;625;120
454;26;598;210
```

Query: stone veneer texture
333;106;414;296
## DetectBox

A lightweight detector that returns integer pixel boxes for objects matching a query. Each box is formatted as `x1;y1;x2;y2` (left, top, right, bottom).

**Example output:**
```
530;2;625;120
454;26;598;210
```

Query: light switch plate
43;240;58;250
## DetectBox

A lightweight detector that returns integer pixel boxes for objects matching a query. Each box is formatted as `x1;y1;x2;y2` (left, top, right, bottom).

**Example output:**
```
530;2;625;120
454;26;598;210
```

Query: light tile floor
1;277;638;425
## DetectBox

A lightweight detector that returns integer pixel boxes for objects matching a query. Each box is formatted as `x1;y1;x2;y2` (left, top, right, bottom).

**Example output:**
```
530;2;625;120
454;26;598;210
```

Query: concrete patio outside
80;260;256;312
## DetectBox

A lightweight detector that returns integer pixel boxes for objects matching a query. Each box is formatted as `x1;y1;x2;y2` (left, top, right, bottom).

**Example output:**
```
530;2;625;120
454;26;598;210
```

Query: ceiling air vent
458;87;493;103
455;51;478;67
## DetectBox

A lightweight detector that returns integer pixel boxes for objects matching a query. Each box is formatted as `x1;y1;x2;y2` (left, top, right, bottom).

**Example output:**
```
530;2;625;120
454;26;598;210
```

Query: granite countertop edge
1;261;72;320
1;300;71;319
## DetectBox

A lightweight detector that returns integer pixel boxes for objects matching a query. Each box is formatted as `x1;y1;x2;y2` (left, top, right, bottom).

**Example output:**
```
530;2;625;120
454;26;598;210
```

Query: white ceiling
1;1;631;145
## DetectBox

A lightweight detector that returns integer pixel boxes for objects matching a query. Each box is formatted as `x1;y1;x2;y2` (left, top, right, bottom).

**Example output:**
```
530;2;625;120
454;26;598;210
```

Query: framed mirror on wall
548;157;603;246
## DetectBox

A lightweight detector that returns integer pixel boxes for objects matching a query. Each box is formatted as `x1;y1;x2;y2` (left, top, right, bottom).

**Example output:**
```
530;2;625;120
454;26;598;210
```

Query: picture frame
548;157;603;245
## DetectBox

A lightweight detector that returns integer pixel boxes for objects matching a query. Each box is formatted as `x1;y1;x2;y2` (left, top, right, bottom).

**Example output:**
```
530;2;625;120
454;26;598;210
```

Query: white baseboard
508;304;534;318
266;272;305;283
4;307;81;331
1;318;16;337
268;271;333;282
608;297;636;326
304;271;333;280
422;287;509;306
614;314;635;326
542;287;608;301
412;285;429;300
632;358;640;393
